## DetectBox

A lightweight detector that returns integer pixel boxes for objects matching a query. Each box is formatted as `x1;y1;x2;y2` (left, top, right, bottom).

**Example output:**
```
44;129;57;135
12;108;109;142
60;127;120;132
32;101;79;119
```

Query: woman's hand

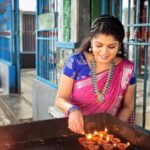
68;110;85;134
117;84;135;122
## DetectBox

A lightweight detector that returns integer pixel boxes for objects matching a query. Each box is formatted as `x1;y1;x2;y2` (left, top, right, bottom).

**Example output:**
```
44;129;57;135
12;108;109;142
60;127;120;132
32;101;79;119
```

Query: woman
55;15;136;134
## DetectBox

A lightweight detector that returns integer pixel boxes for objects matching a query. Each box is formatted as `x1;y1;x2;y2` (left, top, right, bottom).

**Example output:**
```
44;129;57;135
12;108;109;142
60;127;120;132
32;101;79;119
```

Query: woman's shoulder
68;51;87;64
119;59;134;72
69;51;83;58
64;52;88;71
114;58;134;74
115;57;134;66
122;59;134;67
63;52;89;80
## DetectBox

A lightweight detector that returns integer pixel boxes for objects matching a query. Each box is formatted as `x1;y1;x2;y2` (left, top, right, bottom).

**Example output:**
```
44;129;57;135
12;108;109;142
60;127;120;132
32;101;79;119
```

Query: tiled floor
21;69;36;104
0;105;11;126
0;69;35;126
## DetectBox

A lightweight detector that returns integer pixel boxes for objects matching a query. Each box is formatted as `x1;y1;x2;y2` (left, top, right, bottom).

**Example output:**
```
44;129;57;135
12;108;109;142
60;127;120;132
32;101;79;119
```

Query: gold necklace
90;59;115;103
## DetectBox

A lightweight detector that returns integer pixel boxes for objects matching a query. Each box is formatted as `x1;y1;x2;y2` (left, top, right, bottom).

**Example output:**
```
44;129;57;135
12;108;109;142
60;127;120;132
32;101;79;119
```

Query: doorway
19;0;36;105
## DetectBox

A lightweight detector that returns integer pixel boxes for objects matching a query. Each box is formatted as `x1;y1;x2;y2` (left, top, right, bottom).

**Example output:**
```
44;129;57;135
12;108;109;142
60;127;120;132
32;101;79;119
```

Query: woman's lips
99;55;109;60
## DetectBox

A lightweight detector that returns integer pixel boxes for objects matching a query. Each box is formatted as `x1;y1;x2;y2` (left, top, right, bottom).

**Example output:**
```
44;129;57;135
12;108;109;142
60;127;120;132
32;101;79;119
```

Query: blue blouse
63;52;136;84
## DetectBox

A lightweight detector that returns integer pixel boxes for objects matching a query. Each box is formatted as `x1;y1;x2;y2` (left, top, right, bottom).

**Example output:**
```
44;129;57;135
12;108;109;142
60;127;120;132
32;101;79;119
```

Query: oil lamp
103;143;114;150
111;137;121;144
86;133;95;145
117;142;130;150
88;144;99;150
107;134;114;140
105;128;108;133
78;137;87;145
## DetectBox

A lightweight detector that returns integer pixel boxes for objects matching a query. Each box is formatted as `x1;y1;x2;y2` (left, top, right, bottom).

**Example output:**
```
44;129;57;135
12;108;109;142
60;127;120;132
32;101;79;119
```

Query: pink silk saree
70;59;134;122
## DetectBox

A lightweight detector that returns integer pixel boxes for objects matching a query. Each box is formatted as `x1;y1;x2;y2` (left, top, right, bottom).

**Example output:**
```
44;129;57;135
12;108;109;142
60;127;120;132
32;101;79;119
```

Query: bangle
68;105;80;115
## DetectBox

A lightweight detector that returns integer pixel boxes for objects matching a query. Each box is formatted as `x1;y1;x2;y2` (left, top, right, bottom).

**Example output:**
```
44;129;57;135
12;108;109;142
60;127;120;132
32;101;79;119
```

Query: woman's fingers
68;110;85;134
68;120;81;133
79;117;85;134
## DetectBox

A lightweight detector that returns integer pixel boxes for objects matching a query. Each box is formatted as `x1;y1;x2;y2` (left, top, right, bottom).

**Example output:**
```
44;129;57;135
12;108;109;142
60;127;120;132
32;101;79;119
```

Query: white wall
19;0;36;11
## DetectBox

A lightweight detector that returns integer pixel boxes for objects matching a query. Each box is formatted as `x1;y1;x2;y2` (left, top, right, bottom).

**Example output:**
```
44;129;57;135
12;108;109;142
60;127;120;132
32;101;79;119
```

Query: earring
89;47;92;52
118;47;122;54
118;43;122;54
118;50;122;54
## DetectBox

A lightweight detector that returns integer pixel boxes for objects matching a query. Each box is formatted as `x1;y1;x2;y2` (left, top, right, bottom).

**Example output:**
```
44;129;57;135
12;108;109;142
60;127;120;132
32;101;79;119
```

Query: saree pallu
70;60;134;125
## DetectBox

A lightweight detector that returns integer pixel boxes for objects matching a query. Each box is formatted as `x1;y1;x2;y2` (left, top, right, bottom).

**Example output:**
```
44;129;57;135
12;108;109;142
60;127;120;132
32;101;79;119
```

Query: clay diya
106;134;114;140
111;137;121;144
92;136;99;142
97;137;106;145
78;137;87;145
79;136;96;149
79;137;89;149
88;144;99;150
82;141;90;149
103;143;114;150
117;142;129;150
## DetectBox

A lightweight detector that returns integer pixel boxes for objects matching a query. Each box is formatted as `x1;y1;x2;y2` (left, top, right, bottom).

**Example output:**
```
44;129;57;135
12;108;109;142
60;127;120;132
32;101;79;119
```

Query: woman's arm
117;84;135;121
55;74;74;113
55;74;85;134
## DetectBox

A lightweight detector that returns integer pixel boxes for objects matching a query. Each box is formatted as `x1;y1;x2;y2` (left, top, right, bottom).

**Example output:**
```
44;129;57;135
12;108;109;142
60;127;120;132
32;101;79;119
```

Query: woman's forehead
92;34;119;44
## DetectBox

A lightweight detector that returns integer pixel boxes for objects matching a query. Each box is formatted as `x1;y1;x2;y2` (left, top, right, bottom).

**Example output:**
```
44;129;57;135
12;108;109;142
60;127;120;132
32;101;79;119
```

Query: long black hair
79;15;125;58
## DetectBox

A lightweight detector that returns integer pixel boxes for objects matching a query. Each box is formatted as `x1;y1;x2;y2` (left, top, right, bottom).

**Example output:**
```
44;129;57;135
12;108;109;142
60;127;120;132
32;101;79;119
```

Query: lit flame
127;142;130;146
106;136;110;142
94;131;98;135
104;128;108;133
86;134;92;140
113;143;116;147
100;133;103;138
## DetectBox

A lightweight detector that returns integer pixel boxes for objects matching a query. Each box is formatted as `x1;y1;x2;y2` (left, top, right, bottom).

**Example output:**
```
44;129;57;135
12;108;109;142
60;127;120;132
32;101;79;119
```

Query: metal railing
36;0;58;87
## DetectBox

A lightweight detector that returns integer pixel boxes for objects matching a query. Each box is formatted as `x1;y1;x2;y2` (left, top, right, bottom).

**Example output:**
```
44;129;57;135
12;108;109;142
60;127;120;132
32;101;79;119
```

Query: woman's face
91;34;120;64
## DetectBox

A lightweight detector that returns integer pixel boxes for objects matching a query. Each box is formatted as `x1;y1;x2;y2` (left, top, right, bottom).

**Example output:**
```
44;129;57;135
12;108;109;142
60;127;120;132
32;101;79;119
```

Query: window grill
0;0;13;63
36;0;58;87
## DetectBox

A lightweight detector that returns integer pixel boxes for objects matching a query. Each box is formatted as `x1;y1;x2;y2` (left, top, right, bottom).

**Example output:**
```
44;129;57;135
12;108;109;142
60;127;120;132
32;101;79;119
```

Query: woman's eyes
96;45;102;48
95;45;116;49
108;46;116;49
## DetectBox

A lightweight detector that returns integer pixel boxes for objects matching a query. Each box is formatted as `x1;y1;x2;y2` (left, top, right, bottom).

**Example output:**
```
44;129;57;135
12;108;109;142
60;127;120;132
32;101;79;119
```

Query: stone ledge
0;94;33;124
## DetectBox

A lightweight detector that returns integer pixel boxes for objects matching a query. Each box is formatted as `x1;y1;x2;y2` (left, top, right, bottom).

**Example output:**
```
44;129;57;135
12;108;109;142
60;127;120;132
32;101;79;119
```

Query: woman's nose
101;47;109;55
